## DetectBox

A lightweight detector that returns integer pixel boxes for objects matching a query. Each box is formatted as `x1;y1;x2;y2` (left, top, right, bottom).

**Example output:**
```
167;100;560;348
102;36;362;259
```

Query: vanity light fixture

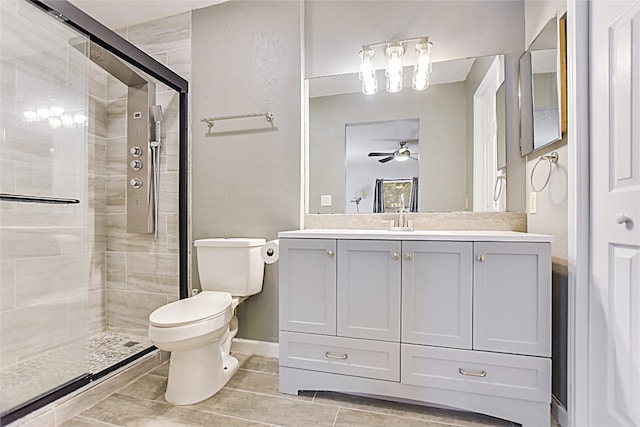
385;42;404;93
359;46;378;95
413;38;433;91
358;36;433;95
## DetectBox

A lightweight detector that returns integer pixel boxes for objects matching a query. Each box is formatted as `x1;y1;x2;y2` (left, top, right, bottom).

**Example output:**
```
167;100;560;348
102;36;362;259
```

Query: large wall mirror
308;54;507;214
520;14;566;155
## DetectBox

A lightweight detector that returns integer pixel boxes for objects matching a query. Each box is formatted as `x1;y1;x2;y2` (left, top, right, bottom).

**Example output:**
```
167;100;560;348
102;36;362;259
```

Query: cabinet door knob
327;250;335;258
404;252;413;261
459;368;487;378
392;252;400;260
325;351;348;360
476;254;486;262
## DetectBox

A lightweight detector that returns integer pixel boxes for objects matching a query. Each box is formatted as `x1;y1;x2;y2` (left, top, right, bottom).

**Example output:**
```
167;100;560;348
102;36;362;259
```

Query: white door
473;56;503;212
590;1;640;425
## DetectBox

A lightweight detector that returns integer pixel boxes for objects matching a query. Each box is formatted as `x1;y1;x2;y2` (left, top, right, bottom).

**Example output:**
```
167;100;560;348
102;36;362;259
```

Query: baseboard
552;396;568;427
231;338;279;358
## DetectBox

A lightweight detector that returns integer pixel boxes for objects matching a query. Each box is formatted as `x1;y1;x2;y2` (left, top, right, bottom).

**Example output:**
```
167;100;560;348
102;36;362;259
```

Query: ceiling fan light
394;148;411;161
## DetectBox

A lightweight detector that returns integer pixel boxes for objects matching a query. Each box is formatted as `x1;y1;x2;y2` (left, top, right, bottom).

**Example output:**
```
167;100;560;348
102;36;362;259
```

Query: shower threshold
0;331;153;423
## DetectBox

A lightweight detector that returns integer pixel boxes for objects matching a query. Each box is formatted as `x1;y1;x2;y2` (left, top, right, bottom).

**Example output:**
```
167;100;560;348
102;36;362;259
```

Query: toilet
148;237;266;405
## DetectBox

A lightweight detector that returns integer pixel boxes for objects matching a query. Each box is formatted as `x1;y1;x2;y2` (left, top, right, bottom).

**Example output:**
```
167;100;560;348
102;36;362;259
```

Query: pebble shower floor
0;331;152;412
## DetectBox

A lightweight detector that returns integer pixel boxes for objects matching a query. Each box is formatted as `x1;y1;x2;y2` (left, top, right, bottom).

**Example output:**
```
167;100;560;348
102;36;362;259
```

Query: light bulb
73;113;87;125
385;43;404;93
50;106;64;116
359;47;378;95
36;107;50;119
413;39;433;91
413;70;429;91
49;117;62;129
61;114;74;127
362;76;378;95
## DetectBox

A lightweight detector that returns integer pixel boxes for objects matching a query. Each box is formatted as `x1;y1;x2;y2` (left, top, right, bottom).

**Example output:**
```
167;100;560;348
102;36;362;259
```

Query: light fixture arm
361;36;431;51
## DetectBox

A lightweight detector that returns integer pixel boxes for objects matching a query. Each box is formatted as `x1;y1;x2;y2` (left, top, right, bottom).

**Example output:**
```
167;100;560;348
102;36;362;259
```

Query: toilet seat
149;291;232;328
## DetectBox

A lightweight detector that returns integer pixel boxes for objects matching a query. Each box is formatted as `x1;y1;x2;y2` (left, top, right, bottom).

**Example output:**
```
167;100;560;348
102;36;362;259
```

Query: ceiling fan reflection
368;141;419;163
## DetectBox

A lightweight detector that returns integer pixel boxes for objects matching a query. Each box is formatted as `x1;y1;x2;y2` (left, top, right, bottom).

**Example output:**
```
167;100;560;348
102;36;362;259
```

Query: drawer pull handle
476;254;486;262
325;351;348;360
392;252;400;260
404;252;413;260
458;368;486;378
327;250;335;258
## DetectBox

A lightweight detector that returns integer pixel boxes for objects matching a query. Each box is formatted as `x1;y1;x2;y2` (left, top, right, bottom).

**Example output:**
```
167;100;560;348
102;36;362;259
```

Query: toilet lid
149;291;232;327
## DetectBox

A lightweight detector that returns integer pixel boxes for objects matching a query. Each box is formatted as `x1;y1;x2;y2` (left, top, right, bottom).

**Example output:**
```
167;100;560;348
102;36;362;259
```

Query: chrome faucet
388;194;413;231
397;194;406;228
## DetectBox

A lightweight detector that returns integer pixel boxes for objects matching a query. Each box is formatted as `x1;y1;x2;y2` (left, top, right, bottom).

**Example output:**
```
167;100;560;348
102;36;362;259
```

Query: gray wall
191;1;302;342
523;0;568;409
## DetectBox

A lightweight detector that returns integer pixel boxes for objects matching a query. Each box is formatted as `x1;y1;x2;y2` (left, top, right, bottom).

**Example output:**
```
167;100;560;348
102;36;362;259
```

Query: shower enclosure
0;0;188;422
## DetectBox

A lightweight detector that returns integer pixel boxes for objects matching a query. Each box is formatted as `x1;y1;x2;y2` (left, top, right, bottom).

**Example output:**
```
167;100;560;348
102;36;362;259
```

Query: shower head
150;105;163;123
150;105;163;143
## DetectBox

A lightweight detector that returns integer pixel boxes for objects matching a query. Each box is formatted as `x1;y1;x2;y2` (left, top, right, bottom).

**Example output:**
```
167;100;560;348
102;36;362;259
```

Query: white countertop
278;229;553;243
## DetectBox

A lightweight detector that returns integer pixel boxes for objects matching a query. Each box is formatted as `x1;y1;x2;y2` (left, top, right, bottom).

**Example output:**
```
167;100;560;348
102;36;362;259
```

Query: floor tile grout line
328;404;463;426
71;414;122;426
332;406;340;427
237;367;279;376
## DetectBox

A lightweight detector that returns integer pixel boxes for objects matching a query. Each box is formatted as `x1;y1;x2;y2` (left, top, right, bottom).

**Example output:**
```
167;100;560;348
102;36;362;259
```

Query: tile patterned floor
62;353;525;427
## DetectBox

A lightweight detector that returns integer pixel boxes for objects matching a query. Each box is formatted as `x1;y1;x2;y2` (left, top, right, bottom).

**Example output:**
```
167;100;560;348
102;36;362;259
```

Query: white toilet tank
194;238;266;296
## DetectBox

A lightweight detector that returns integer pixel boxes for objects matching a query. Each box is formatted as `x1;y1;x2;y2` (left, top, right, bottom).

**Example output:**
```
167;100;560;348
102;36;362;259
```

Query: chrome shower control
130;160;142;170
130;146;143;157
130;178;143;189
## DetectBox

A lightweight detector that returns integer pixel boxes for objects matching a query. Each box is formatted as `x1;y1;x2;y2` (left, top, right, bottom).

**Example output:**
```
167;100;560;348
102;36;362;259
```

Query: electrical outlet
320;195;332;207
529;192;537;214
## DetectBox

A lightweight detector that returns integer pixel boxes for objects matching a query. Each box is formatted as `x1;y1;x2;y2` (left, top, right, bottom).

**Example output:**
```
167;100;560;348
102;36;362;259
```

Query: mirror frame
520;13;567;156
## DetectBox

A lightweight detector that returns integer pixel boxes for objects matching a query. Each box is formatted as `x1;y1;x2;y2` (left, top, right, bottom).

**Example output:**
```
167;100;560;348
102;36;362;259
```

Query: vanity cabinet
278;230;552;427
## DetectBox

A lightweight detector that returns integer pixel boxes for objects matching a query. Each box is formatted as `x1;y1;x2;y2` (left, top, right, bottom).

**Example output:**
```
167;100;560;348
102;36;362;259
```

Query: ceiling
68;0;225;29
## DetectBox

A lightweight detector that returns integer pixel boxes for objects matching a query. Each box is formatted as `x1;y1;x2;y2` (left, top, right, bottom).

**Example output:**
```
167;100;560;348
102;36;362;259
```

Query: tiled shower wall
100;12;192;336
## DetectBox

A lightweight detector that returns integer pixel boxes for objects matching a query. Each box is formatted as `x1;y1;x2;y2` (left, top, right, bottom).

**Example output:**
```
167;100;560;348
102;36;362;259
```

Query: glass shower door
1;0;90;415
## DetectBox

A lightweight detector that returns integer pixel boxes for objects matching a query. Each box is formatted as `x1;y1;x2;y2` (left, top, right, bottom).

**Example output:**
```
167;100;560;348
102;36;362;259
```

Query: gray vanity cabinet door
473;242;551;357
337;240;401;342
401;241;473;349
279;238;337;335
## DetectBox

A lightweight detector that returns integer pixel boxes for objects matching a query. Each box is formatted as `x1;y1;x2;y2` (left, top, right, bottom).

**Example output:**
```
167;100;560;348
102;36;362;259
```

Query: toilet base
165;341;238;405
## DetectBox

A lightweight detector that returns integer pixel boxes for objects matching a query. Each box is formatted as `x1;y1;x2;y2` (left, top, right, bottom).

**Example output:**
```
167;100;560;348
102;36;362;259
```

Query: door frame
566;0;590;425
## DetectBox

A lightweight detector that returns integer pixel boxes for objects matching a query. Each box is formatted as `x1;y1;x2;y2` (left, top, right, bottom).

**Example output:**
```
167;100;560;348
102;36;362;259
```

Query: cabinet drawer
401;344;550;403
280;331;400;381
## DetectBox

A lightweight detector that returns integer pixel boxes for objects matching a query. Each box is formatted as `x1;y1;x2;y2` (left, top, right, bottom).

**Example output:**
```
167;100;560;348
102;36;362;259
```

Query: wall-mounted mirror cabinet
520;14;567;156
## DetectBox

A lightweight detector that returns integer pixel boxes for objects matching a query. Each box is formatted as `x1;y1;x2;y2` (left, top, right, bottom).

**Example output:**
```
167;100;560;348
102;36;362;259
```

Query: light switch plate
320;195;332;207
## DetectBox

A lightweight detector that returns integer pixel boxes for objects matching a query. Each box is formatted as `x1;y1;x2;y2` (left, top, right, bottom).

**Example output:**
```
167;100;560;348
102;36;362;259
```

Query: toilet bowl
148;237;265;405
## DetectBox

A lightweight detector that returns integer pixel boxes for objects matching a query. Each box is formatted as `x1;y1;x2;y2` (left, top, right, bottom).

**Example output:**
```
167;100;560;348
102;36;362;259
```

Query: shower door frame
1;1;190;424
